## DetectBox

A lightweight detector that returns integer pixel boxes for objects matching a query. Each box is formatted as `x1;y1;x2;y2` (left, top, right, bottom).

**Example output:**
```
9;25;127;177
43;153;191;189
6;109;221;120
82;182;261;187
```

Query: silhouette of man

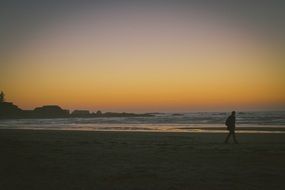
224;111;238;144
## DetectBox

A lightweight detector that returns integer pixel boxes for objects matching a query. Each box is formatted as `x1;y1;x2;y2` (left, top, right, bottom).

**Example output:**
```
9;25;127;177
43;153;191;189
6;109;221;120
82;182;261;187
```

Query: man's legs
224;130;238;144
232;131;238;144
224;132;231;143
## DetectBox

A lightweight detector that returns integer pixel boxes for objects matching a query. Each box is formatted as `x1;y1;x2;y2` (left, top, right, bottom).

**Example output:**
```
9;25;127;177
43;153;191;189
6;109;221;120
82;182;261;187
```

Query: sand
1;129;285;190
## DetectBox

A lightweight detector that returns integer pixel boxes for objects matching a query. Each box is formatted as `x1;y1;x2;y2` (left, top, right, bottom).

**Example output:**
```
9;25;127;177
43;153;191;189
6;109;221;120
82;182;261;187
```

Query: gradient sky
1;0;285;112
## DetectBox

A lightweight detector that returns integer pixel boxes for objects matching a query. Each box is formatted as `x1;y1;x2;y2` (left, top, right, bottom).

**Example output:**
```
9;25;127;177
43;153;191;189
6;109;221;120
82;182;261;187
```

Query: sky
0;0;285;112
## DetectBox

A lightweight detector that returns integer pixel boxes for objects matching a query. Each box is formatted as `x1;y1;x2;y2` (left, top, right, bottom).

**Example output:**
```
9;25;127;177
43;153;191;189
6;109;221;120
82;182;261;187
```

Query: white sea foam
0;112;284;133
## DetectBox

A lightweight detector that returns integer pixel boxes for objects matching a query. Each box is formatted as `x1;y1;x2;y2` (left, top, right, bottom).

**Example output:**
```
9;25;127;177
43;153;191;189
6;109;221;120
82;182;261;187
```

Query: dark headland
0;91;153;119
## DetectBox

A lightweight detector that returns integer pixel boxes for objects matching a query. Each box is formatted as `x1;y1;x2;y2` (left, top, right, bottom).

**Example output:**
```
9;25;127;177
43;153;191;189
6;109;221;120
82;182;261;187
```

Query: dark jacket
225;115;236;131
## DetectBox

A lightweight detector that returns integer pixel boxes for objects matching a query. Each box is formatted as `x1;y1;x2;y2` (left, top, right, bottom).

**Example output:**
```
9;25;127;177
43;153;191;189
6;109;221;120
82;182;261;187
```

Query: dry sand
0;129;285;190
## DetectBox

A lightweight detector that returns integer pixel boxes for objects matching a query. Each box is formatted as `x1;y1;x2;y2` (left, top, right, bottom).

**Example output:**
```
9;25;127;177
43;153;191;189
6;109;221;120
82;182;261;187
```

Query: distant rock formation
96;110;102;116
0;91;24;118
0;102;23;119
102;112;153;117
0;91;154;119
71;110;90;117
33;105;70;118
172;113;184;116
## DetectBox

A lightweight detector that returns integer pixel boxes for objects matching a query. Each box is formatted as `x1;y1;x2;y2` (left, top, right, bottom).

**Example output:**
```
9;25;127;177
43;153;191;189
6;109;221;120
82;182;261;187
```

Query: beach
1;129;285;190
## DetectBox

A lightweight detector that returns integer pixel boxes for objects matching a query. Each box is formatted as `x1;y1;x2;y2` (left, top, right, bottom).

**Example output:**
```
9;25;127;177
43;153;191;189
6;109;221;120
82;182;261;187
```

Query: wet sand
1;129;285;190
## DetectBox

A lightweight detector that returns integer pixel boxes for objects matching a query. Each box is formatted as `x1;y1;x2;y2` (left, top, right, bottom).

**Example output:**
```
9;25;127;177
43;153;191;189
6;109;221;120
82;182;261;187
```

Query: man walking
224;111;238;144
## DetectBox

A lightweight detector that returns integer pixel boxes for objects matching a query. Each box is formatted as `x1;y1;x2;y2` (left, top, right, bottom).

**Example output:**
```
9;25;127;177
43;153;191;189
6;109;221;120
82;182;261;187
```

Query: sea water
0;111;284;133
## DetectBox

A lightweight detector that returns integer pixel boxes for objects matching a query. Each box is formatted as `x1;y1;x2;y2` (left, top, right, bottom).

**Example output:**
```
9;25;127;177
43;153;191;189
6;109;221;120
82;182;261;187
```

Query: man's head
231;111;236;116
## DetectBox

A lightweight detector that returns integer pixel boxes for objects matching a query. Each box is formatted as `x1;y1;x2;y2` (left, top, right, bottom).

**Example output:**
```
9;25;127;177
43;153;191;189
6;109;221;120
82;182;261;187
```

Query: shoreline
1;128;285;134
1;123;285;133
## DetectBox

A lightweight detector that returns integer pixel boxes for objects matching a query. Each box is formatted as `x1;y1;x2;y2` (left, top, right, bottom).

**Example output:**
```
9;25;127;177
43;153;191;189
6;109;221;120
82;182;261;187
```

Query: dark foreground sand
1;129;285;190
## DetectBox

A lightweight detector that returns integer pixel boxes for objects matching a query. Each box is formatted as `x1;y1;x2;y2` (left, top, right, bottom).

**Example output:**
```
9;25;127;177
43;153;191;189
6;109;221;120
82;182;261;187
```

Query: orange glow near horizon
1;6;285;112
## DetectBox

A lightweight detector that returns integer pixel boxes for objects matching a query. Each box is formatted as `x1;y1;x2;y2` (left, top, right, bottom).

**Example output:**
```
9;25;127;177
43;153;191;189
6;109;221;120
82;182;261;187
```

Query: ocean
0;111;284;133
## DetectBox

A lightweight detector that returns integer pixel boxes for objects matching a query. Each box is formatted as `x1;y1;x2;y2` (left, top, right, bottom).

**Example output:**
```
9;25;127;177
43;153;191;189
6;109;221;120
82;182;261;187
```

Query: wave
0;111;284;133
